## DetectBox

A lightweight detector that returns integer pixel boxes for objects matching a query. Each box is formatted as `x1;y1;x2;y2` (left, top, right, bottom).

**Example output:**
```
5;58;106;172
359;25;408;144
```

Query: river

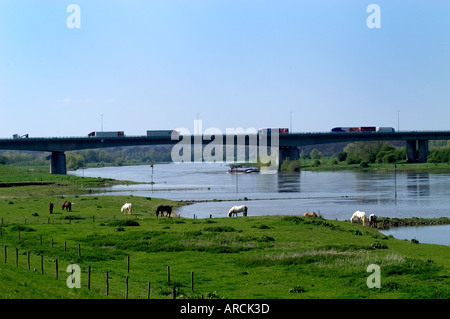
69;162;450;245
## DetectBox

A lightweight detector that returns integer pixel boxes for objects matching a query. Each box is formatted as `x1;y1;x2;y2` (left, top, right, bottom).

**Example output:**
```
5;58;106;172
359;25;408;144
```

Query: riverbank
0;164;140;198
298;159;450;173
376;217;450;230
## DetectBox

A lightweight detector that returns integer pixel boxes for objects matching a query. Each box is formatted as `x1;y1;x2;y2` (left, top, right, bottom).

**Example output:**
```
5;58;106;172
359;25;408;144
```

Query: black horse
156;205;172;217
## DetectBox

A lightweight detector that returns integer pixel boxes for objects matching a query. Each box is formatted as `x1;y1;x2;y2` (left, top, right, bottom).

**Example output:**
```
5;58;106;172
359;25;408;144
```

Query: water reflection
277;172;301;193
407;173;430;198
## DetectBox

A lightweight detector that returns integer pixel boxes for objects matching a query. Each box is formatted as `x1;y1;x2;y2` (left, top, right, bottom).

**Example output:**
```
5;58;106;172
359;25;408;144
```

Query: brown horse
303;212;317;217
156;205;172;217
62;201;72;212
49;202;54;214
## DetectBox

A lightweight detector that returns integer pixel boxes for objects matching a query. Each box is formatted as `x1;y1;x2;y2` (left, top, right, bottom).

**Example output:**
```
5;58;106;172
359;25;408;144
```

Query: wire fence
0;215;199;299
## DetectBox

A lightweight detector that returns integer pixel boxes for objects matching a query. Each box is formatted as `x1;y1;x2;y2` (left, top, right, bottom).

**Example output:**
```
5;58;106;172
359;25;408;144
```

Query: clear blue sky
1;1;449;137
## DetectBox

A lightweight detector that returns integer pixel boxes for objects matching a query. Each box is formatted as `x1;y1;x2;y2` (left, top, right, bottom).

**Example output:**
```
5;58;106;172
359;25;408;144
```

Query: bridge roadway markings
1;131;450;174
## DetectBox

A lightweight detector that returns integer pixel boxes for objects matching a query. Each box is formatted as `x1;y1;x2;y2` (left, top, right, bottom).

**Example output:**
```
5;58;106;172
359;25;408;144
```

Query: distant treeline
0;151;48;166
300;140;450;166
67;146;173;170
0;146;173;170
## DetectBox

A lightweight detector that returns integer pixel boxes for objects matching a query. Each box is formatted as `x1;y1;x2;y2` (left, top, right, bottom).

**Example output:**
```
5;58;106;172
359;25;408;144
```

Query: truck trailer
146;130;180;138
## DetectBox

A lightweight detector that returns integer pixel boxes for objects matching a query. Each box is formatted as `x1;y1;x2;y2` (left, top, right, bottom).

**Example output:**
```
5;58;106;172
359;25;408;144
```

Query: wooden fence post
106;272;109;296
147;282;151;299
167;266;170;283
41;255;44;275
125;276;129;299
88;266;91;290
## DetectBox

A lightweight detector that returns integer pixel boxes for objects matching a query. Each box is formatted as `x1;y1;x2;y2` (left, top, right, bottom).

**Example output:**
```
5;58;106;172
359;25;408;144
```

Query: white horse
227;205;248;217
369;214;378;227
121;203;133;215
350;210;366;226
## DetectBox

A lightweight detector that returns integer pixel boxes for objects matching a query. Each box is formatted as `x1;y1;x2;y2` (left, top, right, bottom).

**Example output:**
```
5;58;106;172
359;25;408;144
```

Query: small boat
228;165;260;174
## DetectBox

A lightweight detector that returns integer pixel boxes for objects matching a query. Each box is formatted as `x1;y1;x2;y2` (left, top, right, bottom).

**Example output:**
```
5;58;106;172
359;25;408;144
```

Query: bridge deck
0;131;449;152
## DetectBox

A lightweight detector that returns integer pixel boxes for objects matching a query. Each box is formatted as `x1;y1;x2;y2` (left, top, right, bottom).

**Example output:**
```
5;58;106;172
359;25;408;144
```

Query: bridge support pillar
279;146;300;169
417;140;429;163
50;151;67;175
406;140;429;163
406;140;417;163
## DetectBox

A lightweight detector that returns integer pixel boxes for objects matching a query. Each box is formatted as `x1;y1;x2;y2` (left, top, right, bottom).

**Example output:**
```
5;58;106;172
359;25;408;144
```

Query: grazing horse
49;202;54;214
156;205;172;217
227;205;248;217
303;212;317;217
121;203;133;215
350;210;366;226
369;214;378;227
62;201;72;212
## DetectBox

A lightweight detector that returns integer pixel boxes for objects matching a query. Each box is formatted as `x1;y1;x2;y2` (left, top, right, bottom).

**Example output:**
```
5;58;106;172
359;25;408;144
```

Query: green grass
0;164;138;198
0;204;449;299
0;164;449;299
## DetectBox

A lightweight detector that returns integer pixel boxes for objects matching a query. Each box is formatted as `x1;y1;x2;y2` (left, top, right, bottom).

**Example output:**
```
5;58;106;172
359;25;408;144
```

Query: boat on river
228;165;260;174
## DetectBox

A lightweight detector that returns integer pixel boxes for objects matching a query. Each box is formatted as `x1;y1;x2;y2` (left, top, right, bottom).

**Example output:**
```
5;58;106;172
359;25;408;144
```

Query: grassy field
0;164;449;299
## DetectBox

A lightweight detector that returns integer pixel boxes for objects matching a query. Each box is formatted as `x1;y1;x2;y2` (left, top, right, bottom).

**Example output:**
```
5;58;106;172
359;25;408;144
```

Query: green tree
66;153;85;170
310;149;322;159
344;141;395;164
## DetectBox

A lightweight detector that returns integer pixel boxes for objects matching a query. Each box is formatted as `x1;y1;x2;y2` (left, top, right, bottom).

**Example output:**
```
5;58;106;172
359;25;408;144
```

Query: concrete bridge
0;131;449;174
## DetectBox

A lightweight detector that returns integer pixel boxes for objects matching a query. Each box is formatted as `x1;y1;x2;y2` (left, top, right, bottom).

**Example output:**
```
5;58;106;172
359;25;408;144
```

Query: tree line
301;140;450;166
0;146;173;170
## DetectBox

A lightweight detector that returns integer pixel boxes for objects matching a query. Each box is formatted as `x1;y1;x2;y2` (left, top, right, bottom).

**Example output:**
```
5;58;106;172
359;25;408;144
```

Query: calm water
381;225;450;246
69;163;450;245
